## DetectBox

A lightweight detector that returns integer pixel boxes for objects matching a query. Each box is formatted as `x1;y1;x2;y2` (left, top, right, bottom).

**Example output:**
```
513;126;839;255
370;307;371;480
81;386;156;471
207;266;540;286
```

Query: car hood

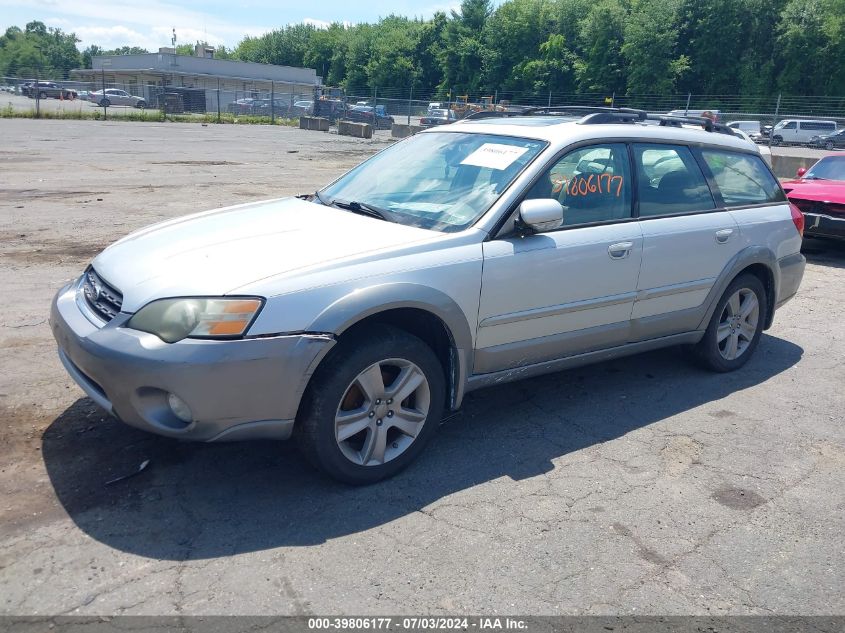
92;197;439;312
782;179;845;202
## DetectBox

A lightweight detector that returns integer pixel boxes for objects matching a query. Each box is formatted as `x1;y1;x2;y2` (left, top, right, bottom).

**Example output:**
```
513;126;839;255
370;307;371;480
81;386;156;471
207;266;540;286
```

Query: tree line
2;0;844;99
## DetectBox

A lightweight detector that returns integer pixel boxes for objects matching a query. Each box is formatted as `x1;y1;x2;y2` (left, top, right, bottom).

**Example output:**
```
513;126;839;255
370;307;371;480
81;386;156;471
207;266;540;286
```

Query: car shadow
42;335;802;560
802;237;845;269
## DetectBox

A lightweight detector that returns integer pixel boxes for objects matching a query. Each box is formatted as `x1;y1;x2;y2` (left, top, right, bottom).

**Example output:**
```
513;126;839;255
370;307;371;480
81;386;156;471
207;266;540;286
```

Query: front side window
633;144;715;216
701;150;784;206
524;143;632;226
320;132;546;232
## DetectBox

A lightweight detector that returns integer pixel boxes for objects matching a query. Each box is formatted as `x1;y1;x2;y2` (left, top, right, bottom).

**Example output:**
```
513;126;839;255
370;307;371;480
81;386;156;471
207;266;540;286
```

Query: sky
0;0;461;51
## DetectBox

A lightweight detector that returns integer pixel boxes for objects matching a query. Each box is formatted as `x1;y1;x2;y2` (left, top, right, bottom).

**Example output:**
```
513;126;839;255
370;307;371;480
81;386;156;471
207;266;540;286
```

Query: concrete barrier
391;123;425;138
771;154;816;179
299;116;330;132
338;120;373;139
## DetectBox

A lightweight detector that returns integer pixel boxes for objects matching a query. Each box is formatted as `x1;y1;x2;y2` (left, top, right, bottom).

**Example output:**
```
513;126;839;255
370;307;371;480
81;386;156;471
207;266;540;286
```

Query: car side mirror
796;167;807;178
516;199;563;234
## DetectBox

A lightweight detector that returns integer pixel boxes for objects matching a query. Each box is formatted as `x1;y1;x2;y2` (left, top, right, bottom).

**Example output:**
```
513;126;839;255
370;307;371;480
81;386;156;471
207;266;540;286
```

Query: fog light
167;392;193;423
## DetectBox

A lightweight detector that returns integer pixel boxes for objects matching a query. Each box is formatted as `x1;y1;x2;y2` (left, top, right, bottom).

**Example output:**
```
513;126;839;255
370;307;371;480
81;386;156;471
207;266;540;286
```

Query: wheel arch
697;246;779;332
307;283;474;410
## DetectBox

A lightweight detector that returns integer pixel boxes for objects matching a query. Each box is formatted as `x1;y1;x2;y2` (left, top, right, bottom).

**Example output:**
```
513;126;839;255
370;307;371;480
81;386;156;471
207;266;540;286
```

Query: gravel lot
0;118;843;616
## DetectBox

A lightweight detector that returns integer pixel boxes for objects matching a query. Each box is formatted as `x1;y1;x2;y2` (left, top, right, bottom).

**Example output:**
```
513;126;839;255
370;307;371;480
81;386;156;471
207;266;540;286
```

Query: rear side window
633;144;715;216
701;150;784;206
800;121;835;131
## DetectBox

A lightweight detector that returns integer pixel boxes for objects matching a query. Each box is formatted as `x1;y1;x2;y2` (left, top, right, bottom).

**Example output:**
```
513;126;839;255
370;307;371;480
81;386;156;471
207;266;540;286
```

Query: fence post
217;79;221;124
407;85;412;125
684;93;691;116
271;80;275;124
768;93;781;150
35;67;40;119
548;90;552;107
101;66;107;121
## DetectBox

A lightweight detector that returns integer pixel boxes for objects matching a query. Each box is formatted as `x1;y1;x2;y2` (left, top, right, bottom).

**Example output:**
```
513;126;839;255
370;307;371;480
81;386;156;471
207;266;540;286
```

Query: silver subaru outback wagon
50;108;806;484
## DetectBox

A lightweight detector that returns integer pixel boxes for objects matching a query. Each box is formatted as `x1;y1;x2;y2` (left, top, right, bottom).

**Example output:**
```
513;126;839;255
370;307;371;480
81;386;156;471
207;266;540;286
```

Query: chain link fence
3;75;845;146
0;75;314;122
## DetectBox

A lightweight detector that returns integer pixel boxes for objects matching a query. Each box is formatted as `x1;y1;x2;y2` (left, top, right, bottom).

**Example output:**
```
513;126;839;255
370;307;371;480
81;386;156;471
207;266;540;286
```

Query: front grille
82;267;123;322
791;198;845;217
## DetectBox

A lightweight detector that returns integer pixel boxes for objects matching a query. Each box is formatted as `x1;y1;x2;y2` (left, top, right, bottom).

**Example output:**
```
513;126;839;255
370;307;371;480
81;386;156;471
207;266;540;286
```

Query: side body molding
308;282;475;410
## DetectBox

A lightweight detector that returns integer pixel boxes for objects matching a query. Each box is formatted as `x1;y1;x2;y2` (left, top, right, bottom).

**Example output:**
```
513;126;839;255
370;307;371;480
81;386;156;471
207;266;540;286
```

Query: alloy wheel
717;288;759;360
334;358;431;467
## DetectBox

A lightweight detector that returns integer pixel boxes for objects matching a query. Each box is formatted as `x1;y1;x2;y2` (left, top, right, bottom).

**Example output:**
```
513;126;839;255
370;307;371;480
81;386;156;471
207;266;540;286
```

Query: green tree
622;0;685;95
575;0;627;94
776;0;845;94
676;0;746;94
438;0;492;94
0;22;81;78
481;0;559;94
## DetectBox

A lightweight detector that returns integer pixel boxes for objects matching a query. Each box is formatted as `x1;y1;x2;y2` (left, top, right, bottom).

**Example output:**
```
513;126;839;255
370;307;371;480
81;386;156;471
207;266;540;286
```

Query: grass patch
0;103;299;126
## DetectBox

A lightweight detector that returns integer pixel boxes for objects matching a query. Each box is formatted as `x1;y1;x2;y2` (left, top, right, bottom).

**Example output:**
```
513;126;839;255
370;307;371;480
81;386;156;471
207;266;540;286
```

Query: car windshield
804;157;845;181
319;131;547;232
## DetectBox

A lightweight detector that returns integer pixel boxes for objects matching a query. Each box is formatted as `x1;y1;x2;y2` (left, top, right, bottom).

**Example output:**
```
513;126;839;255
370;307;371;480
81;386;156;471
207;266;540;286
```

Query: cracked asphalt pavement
1;119;843;615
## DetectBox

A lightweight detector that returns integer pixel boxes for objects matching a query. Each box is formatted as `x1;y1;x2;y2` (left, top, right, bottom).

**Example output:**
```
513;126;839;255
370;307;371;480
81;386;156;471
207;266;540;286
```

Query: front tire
297;325;446;484
693;274;767;372
99;98;110;107
825;141;834;150
772;135;783;146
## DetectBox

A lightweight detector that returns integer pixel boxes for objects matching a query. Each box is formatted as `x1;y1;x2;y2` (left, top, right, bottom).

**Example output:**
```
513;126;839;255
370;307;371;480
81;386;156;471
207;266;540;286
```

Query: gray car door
475;143;643;374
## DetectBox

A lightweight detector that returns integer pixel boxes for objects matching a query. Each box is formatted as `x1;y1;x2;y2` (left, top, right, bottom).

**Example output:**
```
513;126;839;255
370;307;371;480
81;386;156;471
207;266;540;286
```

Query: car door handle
715;228;734;244
608;242;634;259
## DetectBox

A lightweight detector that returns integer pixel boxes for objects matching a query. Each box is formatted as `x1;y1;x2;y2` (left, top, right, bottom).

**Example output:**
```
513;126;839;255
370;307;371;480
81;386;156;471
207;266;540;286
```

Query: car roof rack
462;104;737;136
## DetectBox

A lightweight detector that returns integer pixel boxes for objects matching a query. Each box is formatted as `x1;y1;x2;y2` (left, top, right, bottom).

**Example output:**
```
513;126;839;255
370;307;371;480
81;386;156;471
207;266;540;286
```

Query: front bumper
804;212;845;241
50;280;335;442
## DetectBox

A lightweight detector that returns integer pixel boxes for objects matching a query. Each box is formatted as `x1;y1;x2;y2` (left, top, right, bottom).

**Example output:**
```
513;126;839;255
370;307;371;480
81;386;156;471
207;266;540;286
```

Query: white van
726;120;761;135
771;119;837;145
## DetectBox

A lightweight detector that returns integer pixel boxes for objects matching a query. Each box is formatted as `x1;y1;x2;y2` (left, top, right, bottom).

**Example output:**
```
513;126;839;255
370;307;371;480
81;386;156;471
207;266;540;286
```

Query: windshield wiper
330;199;389;221
803;175;825;180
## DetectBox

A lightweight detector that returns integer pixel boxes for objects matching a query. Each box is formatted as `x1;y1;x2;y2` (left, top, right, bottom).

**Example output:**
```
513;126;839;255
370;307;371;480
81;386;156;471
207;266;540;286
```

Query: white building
72;46;322;112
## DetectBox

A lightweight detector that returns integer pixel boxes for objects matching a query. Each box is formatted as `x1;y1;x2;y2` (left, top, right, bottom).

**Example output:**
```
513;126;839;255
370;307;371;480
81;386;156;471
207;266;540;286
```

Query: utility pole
768;94;781;151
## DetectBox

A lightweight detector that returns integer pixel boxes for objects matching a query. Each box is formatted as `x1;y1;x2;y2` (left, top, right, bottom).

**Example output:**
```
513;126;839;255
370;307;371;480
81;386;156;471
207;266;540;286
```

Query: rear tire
296;325;446;485
825;141;834;150
693;274;767;372
99;98;110;107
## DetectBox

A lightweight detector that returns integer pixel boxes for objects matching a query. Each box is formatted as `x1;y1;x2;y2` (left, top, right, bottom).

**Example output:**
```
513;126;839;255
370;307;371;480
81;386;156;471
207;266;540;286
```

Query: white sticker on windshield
460;143;529;170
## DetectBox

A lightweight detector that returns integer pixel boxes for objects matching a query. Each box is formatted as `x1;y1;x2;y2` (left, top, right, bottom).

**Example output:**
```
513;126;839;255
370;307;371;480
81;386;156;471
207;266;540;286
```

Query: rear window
701;150;785;206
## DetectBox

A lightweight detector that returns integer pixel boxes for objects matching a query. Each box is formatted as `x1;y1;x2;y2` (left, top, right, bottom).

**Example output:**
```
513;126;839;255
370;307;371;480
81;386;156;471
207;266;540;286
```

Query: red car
782;154;845;241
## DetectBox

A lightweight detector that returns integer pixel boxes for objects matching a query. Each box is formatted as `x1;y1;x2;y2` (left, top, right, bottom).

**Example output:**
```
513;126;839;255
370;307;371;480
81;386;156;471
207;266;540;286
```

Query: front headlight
127;297;263;343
